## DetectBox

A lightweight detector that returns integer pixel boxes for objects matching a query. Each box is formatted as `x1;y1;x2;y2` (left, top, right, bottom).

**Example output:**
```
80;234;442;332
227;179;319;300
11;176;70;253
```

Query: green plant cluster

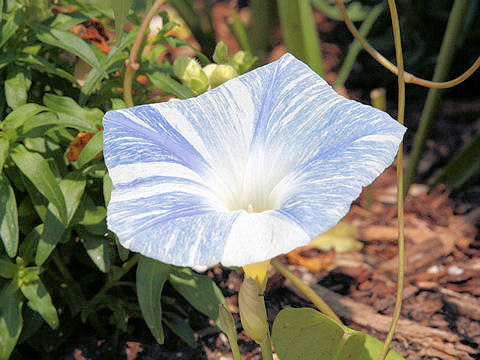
0;1;259;358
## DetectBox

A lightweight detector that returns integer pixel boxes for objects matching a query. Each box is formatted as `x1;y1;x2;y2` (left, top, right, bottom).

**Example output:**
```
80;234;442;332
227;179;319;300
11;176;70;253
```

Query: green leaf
272;308;404;360
19;225;42;265
111;0;132;44
0;174;19;257
359;334;405;360
35;178;85;265
147;72;194;99
10;144;67;224
76;203;106;226
20;53;78;83
33;23;107;76
77;130;103;167
136;256;171;344
1;103;49;131
43;94;104;127
0;138;9;169
103;173;113;207
5;64;32;109
111;98;126;110
311;221;363;253
80;233;111;273
0;7;22;48
35;206;64;266
0;282;23;360
48;12;90;32
20;276;59;330
114;236;129;261
0;52;16;70
163;312;196;348
273;307;345;360
0;258;16;278
169;268;227;332
61;177;87;225
433;132;480;190
80;30;137;101
19;112;97;138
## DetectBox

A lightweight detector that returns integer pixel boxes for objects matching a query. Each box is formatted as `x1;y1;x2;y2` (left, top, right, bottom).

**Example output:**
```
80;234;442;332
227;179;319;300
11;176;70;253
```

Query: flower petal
221;211;309;266
103;53;405;267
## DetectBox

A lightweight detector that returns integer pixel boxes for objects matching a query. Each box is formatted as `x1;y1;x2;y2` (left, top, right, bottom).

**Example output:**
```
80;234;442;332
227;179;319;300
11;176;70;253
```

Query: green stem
229;12;254;54
378;1;405;359
228;333;242;360
112;253;140;281
250;0;276;62
333;3;385;89
123;0;165;107
403;0;470;195
277;0;324;76
259;335;273;360
271;258;342;324
52;252;73;280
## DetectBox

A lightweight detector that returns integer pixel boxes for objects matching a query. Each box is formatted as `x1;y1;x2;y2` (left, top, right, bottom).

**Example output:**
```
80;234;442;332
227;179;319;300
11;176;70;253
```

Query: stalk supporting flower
378;1;406;359
243;259;270;292
104;53;405;268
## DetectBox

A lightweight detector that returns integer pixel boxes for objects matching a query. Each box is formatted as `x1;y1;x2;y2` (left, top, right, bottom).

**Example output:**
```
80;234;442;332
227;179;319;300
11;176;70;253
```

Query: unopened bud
173;56;209;95
210;65;238;88
202;63;218;79
231;51;257;74
218;304;236;334
173;56;202;80
184;70;209;96
238;276;269;343
213;41;228;64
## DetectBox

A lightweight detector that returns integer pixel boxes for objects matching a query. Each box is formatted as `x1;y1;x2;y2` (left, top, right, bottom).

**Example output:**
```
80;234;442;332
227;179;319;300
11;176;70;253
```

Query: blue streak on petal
104;106;210;175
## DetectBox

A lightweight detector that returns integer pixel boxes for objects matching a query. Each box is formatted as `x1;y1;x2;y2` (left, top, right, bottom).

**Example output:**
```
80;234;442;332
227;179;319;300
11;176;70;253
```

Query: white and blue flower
103;53;406;267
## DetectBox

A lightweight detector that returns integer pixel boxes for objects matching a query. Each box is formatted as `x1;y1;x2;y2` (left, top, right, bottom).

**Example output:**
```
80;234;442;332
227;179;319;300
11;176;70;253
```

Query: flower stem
377;1;405;360
333;0;480;89
333;2;385;90
123;0;165;108
229;336;242;360
271;258;342;325
259;335;273;360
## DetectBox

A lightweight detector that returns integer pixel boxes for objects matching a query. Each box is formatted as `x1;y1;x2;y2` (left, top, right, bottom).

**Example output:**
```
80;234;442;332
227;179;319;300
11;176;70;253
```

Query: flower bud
243;259;270;292
238;276;269;343
231;51;257;74
210;65;238;88
213;41;228;64
173;56;209;95
202;63;218;79
184;70;209;96
218;304;236;334
173;56;202;80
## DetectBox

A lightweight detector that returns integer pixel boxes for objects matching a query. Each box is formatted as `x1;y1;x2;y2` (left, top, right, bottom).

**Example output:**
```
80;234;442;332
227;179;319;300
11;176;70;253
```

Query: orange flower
66;132;96;162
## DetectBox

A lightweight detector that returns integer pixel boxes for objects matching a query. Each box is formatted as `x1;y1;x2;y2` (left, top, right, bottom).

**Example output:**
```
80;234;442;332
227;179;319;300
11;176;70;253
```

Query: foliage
0;1;245;358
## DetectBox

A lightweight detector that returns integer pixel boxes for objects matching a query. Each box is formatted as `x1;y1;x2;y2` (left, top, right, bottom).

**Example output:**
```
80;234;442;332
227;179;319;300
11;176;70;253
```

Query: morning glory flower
103;53;406;267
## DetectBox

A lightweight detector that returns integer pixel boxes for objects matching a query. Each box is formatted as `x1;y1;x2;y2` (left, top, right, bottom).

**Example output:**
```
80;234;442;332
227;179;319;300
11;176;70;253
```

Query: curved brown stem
334;0;480;89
